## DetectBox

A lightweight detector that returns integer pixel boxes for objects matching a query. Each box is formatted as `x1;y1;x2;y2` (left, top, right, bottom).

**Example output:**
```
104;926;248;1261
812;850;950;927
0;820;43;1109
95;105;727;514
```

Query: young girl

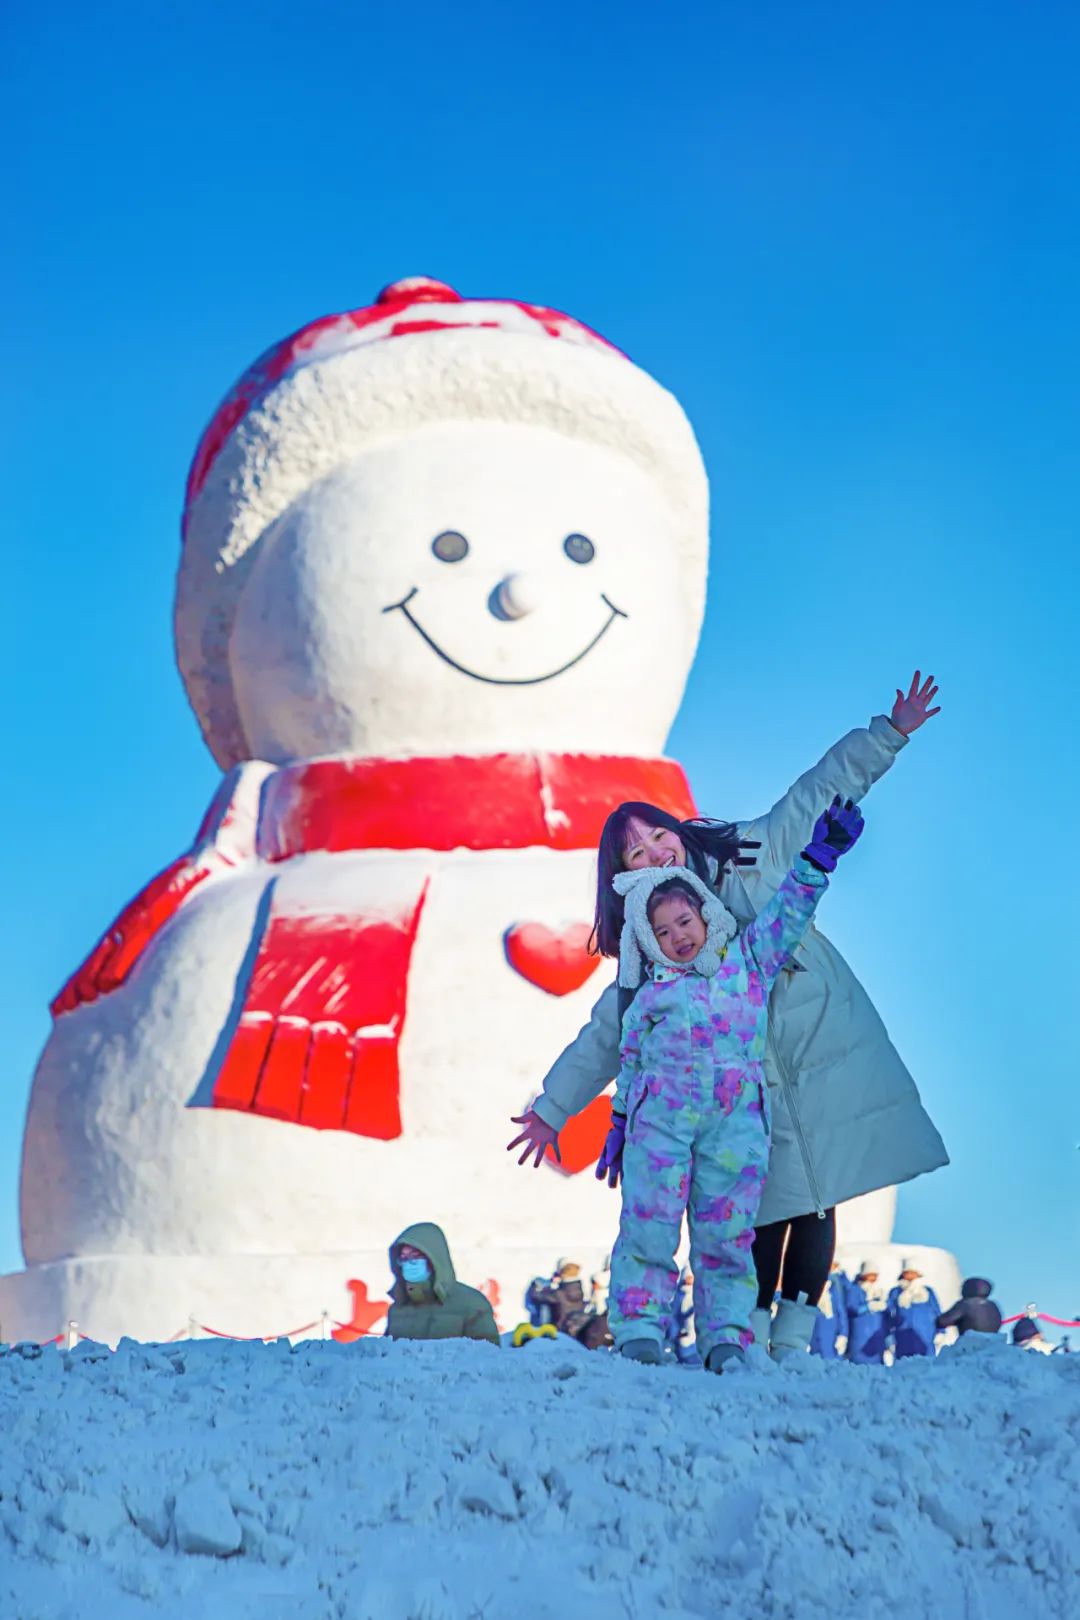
598;797;863;1372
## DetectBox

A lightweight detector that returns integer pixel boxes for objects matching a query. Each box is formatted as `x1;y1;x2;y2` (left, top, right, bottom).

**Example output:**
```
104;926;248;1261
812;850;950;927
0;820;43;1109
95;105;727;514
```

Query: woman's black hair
591;801;758;958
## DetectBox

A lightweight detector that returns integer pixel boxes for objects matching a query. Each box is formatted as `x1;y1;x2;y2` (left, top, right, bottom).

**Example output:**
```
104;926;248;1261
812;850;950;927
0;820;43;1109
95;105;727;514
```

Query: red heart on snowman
503;921;600;997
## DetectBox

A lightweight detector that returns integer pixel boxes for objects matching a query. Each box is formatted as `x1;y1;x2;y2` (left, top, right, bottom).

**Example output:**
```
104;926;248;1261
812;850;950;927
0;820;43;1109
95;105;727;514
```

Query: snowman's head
178;280;709;766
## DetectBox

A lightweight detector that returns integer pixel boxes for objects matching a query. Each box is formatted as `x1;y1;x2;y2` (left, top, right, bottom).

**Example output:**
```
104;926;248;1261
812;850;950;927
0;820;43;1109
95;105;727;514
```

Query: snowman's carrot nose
489;573;541;621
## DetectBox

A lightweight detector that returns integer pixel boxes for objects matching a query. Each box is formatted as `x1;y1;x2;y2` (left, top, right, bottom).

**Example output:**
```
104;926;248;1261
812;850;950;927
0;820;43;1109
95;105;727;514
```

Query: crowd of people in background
809;1263;1067;1359
522;1257;611;1348
809;1258;943;1363
379;1221;1071;1360
515;1253;1072;1360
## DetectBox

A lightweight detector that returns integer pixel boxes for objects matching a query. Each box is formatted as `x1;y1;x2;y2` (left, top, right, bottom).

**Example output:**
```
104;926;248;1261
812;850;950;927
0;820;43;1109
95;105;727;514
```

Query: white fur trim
614;866;737;987
895;1281;931;1308
179;324;708;768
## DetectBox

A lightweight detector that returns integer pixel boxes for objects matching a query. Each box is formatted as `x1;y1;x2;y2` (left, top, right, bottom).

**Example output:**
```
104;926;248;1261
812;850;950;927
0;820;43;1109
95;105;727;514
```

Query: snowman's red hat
178;277;709;769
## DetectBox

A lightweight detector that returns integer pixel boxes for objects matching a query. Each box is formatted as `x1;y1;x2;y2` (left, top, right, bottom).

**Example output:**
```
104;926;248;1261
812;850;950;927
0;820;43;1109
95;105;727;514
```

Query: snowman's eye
563;533;595;565
432;531;469;563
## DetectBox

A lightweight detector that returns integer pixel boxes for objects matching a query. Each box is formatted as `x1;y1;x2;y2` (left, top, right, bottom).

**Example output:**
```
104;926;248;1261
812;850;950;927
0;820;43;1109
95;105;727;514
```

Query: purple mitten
595;1115;627;1189
802;795;865;873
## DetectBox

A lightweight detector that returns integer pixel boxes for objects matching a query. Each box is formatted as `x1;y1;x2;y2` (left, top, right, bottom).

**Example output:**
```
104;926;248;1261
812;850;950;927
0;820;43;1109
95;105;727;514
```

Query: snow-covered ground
1;1332;1076;1620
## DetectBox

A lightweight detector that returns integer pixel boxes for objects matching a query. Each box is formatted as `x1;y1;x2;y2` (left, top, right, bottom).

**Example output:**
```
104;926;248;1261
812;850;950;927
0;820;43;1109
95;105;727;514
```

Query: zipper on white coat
766;1028;826;1219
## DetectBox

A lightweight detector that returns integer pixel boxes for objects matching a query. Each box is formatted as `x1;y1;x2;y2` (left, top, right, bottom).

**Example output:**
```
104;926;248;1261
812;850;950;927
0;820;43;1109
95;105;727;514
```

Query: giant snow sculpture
0;279;956;1343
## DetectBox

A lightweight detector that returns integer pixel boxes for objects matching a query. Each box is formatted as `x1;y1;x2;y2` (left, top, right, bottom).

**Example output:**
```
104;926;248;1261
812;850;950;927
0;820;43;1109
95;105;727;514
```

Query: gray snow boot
619;1339;662;1365
749;1306;773;1353
705;1343;746;1374
769;1294;819;1363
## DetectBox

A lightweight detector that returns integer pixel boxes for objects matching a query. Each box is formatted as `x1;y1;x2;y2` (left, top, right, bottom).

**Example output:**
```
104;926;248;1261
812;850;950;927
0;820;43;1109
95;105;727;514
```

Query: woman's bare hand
891;671;942;736
506;1111;560;1168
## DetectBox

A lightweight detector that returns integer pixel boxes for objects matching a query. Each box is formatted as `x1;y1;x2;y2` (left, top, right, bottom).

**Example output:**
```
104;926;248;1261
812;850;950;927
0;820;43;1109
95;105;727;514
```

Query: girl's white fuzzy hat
177;276;709;769
613;865;738;989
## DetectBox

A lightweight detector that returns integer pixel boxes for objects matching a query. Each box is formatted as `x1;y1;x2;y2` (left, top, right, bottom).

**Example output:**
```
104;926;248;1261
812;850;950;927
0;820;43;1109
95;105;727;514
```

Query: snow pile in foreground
1;1331;1077;1620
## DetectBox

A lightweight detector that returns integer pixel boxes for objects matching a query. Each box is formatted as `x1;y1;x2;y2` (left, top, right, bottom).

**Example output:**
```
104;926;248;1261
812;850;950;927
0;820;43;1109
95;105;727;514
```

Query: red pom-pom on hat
375;276;462;305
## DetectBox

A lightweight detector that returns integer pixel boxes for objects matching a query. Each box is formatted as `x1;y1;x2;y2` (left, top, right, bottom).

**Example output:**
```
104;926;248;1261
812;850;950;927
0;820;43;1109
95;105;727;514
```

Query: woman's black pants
752;1209;837;1308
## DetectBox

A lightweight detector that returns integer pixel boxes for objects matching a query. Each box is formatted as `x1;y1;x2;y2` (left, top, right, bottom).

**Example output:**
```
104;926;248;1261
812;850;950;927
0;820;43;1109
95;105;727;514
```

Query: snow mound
1;1332;1077;1619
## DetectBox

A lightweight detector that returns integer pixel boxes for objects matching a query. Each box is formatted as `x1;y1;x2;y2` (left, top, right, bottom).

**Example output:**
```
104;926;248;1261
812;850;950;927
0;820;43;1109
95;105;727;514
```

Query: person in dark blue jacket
936;1277;1002;1337
887;1259;941;1359
810;1261;849;1360
845;1262;890;1365
1012;1316;1053;1353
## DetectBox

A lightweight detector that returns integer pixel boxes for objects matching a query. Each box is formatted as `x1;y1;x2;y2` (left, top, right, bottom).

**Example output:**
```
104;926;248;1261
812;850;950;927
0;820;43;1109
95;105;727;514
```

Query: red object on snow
547;1094;615;1176
212;887;428;1139
332;1279;391;1342
49;853;224;1017
504;922;599;997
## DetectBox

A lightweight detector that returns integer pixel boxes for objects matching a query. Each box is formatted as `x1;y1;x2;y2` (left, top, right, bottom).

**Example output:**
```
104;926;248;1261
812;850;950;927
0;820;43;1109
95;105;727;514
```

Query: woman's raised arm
739;672;940;875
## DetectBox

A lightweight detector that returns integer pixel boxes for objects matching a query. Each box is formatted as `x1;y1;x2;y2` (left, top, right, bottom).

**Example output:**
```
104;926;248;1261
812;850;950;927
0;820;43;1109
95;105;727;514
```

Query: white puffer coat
532;716;949;1223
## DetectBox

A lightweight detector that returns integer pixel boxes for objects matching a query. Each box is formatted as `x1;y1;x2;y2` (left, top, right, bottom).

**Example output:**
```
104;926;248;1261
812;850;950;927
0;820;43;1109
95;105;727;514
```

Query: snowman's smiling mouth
383;588;628;685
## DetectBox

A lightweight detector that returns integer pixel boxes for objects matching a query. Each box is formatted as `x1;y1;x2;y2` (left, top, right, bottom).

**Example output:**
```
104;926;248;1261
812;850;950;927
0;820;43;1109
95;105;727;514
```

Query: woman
508;672;948;1359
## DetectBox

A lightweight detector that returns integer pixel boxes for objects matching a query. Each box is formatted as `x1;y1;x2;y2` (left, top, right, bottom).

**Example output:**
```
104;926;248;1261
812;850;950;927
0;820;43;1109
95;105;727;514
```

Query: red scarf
255;752;695;859
54;753;696;1152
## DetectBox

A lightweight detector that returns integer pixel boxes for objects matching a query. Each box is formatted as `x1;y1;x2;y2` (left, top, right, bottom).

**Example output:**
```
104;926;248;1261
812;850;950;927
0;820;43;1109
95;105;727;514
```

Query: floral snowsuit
608;857;827;1362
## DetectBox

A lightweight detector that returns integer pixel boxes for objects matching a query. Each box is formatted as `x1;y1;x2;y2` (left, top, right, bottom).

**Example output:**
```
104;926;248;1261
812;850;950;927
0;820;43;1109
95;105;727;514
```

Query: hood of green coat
389;1221;456;1303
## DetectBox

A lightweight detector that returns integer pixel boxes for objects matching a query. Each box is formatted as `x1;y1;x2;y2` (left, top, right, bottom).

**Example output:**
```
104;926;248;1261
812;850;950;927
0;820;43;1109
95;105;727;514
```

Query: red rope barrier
102;1318;362;1345
193;1319;323;1341
29;1319;363;1348
1001;1313;1080;1329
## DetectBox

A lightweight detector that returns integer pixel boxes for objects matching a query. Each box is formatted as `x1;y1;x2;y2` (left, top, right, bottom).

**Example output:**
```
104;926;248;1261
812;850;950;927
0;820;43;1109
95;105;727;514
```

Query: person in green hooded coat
385;1221;501;1346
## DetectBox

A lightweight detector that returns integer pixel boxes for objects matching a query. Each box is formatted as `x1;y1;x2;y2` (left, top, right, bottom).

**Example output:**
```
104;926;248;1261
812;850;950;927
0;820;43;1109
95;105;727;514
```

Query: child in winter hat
596;796;864;1372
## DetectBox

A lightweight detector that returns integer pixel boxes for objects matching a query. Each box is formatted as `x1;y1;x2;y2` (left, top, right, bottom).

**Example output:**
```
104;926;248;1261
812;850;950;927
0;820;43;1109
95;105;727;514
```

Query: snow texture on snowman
0;278;955;1344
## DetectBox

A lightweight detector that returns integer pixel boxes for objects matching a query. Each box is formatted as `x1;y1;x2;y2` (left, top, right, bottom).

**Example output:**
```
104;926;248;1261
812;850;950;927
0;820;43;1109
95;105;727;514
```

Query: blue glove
595;1114;627;1189
802;796;864;874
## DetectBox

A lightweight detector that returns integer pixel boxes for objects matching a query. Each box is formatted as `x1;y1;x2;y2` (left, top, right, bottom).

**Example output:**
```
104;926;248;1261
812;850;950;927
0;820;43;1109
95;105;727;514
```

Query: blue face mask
401;1256;432;1284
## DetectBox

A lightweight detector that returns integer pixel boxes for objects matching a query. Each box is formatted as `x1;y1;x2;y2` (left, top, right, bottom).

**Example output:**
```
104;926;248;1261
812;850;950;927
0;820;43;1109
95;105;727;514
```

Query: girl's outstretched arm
744;799;863;987
743;857;828;989
739;671;940;875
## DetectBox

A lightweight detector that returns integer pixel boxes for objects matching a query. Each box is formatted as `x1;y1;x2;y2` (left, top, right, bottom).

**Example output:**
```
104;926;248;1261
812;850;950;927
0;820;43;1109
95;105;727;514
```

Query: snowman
1;278;711;1343
1;278;954;1345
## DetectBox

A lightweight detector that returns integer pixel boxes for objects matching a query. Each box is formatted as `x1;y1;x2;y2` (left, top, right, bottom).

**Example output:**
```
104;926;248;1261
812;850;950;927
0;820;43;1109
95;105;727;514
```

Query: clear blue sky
2;1;1077;1323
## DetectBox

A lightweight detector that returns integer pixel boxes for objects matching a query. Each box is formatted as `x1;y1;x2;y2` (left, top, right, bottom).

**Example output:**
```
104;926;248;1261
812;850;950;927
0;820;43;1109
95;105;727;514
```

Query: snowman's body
0;279;952;1345
16;818;638;1342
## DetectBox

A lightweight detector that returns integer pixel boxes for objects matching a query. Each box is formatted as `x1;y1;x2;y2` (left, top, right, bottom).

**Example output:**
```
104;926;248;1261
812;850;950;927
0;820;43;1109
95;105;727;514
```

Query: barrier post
188;1315;199;1340
320;1310;330;1340
65;1321;79;1351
